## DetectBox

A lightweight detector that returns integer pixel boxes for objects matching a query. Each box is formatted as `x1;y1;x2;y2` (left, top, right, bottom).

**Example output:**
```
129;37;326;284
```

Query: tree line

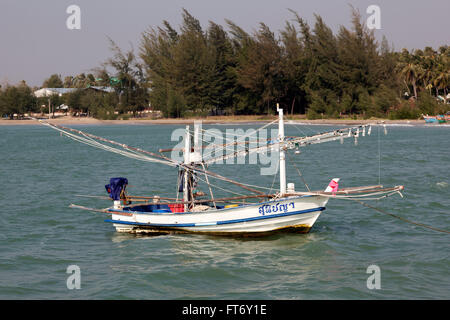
1;8;448;120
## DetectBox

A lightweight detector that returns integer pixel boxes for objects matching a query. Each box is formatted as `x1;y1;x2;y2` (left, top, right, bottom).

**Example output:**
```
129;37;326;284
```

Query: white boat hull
106;195;328;236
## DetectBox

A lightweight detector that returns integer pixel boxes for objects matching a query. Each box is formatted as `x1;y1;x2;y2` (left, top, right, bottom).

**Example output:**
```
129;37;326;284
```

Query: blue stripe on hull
105;206;326;228
108;194;317;215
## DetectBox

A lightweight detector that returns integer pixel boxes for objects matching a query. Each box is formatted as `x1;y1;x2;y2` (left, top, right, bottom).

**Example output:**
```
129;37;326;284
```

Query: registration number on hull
258;202;295;215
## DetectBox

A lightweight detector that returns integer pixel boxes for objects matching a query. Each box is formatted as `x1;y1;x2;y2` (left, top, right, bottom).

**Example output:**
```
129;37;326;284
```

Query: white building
33;87;114;98
33;88;78;97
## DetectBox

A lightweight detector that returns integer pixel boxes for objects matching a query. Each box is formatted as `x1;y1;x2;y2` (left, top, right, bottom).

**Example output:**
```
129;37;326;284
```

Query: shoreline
0;116;432;126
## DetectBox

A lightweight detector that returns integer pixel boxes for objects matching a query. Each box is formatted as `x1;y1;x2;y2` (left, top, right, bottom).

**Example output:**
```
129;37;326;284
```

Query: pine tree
42;74;63;88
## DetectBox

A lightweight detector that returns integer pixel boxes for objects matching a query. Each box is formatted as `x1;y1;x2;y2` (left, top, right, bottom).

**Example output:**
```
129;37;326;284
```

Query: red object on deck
168;203;184;213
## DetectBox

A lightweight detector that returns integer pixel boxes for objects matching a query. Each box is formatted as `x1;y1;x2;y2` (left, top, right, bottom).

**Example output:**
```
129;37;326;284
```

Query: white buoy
368;125;372;135
383;124;387;135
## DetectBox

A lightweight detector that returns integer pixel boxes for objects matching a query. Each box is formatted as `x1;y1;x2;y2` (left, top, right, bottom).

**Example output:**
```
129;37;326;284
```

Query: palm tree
399;62;420;99
419;56;435;95
63;76;74;88
434;71;449;102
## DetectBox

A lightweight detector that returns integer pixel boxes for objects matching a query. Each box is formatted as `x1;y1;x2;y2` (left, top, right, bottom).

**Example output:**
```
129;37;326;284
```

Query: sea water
0;123;448;299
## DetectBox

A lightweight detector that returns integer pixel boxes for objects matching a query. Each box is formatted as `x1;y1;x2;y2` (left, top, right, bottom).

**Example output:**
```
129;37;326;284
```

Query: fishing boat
436;115;447;123
422;114;446;124
422;114;439;123
445;112;450;122
38;105;404;236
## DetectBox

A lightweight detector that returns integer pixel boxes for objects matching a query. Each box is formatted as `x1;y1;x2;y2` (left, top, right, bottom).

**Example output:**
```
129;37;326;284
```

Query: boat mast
277;103;286;195
183;125;191;212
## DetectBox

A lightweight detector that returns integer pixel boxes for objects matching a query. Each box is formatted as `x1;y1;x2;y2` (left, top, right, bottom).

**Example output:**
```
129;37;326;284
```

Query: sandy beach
0;115;427;126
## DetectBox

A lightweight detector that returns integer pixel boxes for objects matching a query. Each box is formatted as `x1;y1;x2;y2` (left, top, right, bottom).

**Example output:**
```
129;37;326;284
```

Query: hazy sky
0;0;449;87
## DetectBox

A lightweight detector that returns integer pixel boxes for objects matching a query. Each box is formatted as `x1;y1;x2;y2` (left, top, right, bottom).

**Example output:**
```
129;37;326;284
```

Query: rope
39;119;263;194
199;119;278;160
201;162;216;207
42;121;174;166
195;174;244;196
354;199;450;235
42;118;444;234
286;149;311;192
288;121;319;137
268;159;279;195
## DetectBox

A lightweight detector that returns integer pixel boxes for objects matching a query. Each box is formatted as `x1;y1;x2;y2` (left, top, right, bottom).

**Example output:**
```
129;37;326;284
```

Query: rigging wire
39;119;410;201
38;119;448;235
286;149;311;192
268;160;279;195
201;162;216;207
193;167;273;192
353;199;450;235
198;119;278;160
287;120;320;136
378;124;381;185
288;122;309;137
195;173;245;196
42;122;174;166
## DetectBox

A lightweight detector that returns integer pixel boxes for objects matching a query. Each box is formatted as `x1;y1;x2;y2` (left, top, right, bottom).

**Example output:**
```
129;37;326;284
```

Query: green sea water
0;123;449;299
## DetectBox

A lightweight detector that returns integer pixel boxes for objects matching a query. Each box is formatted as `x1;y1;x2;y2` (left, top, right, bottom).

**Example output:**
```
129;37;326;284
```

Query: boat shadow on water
109;226;315;241
108;225;328;244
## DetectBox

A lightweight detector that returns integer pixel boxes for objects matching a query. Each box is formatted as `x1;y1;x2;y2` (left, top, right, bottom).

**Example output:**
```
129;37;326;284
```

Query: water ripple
0;125;448;299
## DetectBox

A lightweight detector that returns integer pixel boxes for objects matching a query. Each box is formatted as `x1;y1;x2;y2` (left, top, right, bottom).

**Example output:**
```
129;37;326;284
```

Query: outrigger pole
107;185;404;210
183;125;191;212
38;118;385;201
277;104;286;195
37;119;265;196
